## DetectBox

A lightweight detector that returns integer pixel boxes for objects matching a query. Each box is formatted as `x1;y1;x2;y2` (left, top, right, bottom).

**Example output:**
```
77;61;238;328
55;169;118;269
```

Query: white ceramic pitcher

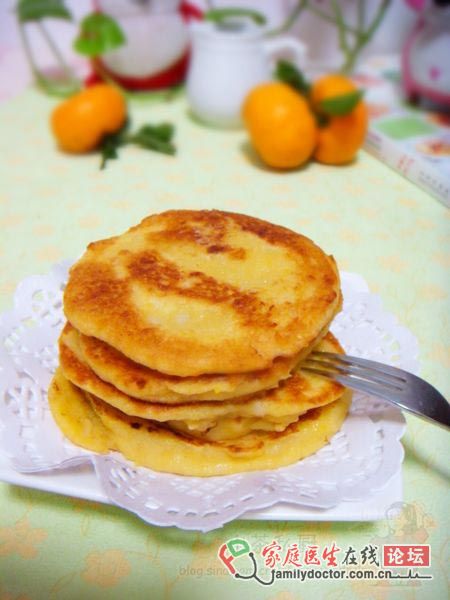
186;21;306;128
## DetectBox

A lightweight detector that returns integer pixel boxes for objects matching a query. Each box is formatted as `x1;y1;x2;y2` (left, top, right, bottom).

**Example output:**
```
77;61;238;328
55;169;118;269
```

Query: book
355;56;450;208
364;110;450;208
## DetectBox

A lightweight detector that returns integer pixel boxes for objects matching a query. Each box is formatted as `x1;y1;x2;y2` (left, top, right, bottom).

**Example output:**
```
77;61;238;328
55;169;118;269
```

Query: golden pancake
67;323;315;403
64;210;340;376
48;369;112;453
59;329;346;438
48;370;351;476
70;318;337;402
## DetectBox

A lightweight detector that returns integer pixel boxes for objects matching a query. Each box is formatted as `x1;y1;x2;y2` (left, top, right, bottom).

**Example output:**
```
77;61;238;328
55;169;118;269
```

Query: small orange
51;84;127;153
242;82;317;169
310;74;368;165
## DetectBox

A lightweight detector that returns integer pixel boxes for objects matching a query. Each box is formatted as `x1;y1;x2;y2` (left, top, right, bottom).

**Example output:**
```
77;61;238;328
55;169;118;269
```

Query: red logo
383;545;430;567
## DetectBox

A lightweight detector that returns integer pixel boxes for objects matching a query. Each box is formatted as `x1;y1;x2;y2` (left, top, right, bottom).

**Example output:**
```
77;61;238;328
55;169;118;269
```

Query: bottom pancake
48;369;351;477
48;369;112;453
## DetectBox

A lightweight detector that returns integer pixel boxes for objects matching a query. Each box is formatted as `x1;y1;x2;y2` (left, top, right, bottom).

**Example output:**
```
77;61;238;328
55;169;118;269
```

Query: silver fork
302;352;450;430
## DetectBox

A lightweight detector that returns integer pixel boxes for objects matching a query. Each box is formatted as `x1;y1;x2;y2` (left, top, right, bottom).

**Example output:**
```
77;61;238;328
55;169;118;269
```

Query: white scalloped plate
0;265;416;531
0;451;403;522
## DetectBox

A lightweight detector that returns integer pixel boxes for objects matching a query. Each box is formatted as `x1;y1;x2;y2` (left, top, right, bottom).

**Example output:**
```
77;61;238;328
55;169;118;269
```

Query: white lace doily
0;263;417;532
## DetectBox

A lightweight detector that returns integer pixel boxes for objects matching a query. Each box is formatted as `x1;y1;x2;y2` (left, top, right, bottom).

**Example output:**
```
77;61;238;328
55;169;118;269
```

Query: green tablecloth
0;90;448;599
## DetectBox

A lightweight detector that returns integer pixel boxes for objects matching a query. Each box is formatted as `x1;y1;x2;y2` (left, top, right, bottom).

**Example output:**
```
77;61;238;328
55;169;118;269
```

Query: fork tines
302;352;406;392
301;351;450;430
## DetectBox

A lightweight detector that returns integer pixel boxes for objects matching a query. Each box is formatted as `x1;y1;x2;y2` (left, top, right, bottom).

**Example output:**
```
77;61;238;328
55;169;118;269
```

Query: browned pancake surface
64;210;340;376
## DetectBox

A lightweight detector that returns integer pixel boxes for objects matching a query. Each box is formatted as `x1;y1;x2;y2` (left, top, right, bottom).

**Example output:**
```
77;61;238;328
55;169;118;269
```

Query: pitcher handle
263;36;307;69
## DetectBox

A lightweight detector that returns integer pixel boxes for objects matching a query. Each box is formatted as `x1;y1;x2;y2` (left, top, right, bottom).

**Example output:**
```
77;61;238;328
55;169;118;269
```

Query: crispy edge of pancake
64;210;342;376
72;313;336;402
48;368;112;453
72;323;300;402
49;372;351;476
59;331;346;423
88;389;352;476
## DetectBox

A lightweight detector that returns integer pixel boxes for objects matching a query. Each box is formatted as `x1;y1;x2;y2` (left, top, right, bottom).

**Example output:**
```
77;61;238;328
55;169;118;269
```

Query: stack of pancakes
49;210;351;476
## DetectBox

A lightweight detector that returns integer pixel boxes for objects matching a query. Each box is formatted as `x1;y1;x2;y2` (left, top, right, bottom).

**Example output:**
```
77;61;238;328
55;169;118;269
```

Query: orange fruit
51;84;127;153
310;74;368;165
242;82;317;169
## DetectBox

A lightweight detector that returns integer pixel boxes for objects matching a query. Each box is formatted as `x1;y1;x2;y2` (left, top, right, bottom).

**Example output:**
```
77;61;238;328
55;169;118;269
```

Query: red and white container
92;0;201;90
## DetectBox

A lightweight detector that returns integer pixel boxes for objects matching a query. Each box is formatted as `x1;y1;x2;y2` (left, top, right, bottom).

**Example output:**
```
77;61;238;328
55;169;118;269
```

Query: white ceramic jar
186;21;306;128
97;0;189;83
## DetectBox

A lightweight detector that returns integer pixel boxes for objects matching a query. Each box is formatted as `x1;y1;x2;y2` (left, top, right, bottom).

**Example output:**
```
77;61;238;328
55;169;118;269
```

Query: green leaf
99;120;176;169
100;139;119;170
100;120;176;169
275;60;310;94
319;89;364;116
99;119;129;170
146;123;174;143
17;0;72;23
129;123;176;156
204;8;266;26
74;13;126;57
